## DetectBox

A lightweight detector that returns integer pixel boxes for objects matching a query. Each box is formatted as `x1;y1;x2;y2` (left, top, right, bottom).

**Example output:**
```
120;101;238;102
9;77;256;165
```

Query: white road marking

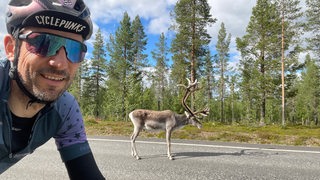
88;138;320;154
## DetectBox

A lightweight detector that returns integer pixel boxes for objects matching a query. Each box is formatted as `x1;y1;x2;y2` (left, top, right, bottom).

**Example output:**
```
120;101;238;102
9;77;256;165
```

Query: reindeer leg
166;129;174;160
131;126;141;160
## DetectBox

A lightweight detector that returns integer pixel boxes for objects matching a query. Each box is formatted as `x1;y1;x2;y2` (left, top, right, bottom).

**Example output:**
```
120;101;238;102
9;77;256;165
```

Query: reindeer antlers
177;78;198;91
178;78;209;119
178;78;198;117
194;107;210;118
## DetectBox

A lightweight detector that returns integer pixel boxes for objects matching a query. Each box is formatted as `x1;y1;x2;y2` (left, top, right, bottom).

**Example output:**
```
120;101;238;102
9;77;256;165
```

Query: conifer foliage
71;0;319;126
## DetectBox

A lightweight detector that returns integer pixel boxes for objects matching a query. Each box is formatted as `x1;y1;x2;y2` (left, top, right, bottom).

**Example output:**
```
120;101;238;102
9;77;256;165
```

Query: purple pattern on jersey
53;92;87;149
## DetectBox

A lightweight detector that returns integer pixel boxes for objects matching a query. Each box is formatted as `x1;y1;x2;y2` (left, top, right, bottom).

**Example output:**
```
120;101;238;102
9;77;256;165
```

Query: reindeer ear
184;111;190;118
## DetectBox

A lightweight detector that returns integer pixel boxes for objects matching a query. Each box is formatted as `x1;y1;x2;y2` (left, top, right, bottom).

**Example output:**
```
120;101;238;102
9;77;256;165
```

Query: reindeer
129;79;209;160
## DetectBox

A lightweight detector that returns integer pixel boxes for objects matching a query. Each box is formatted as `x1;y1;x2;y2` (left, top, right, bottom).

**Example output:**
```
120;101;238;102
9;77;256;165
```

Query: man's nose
48;47;69;69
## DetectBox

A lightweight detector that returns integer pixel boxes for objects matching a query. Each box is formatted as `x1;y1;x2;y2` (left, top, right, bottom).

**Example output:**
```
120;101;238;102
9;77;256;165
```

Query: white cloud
83;0;176;48
209;0;256;37
148;16;172;35
0;0;257;62
86;0;173;32
208;0;256;68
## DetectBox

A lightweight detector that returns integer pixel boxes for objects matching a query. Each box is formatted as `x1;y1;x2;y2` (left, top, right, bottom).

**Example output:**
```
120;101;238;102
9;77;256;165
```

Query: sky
0;0;257;68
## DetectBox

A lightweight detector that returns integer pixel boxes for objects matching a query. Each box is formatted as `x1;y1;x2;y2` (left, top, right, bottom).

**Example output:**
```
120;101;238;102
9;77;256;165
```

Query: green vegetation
68;0;320;127
84;118;320;147
79;0;320;148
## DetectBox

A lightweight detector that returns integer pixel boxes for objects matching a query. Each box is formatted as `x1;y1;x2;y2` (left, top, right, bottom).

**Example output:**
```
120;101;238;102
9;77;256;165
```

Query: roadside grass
84;117;320;147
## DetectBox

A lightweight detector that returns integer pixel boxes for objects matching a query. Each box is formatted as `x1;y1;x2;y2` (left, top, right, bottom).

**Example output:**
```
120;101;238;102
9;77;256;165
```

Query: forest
68;0;320;126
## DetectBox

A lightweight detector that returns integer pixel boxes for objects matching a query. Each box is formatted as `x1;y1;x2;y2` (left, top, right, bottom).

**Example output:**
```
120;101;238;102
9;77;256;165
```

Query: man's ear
4;34;15;62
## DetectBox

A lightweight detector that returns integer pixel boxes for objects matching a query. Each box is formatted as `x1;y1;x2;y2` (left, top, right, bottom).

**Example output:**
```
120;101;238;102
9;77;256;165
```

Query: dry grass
84;118;320;147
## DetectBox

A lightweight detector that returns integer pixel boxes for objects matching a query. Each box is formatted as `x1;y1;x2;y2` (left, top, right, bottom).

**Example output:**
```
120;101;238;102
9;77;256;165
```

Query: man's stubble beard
19;68;73;102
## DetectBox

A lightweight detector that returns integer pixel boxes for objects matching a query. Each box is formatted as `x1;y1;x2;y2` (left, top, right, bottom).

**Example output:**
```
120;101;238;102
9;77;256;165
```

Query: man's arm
65;152;105;180
54;94;105;179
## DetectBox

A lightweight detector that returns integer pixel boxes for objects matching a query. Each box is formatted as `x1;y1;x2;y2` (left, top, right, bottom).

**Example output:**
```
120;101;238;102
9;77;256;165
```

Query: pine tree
198;49;214;120
273;0;303;126
106;12;133;120
305;0;320;58
295;54;320;125
131;15;148;71
203;50;214;101
151;32;169;110
215;22;231;123
229;75;238;123
236;0;282;124
130;15;148;108
171;0;215;82
79;60;93;115
236;41;259;121
171;0;216;111
170;47;189;112
81;29;107;118
68;64;82;102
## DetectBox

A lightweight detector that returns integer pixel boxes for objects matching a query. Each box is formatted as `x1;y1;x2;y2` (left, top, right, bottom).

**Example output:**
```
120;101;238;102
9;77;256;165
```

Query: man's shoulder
0;59;10;79
54;92;81;115
0;58;9;68
0;59;10;94
0;59;10;71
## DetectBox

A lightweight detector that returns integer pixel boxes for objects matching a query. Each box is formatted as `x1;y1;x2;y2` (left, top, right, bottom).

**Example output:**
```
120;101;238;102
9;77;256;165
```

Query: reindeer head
184;111;202;129
179;78;209;129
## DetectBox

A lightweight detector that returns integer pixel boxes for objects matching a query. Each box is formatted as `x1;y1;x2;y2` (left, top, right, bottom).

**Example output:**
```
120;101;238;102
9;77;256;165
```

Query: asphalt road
1;136;320;180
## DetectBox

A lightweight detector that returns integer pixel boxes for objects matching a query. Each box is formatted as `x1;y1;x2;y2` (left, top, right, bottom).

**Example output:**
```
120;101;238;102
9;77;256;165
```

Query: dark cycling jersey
11;112;37;153
0;59;104;179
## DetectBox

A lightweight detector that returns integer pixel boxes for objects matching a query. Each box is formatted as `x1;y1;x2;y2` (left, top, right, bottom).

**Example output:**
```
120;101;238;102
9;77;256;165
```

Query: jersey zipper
5;103;46;158
27;104;53;148
27;112;42;147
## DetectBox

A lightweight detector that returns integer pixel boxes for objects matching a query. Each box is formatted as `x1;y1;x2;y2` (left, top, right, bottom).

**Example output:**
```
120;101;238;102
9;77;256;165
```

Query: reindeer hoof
132;154;141;160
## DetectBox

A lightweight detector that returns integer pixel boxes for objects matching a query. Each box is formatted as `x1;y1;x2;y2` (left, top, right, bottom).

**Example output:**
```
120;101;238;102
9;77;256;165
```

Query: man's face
17;27;83;102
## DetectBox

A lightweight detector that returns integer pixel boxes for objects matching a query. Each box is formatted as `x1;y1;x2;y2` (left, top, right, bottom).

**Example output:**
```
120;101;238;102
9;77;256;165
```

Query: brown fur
129;109;201;160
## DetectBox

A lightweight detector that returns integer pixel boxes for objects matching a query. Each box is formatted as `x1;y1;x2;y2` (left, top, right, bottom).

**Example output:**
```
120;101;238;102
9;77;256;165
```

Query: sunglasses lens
25;33;49;56
21;33;87;63
64;40;87;63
